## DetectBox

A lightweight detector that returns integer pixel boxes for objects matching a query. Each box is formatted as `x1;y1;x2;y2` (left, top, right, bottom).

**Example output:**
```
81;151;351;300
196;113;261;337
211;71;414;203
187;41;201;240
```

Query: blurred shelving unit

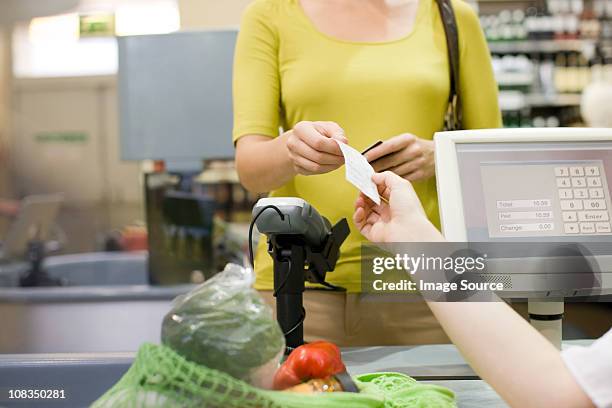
488;39;595;53
498;91;583;110
478;0;612;127
525;92;583;106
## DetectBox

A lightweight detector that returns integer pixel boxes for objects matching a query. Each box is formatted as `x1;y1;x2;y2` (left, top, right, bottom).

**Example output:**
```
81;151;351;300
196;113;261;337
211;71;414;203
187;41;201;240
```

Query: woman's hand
353;171;442;243
286;121;348;176
363;134;435;182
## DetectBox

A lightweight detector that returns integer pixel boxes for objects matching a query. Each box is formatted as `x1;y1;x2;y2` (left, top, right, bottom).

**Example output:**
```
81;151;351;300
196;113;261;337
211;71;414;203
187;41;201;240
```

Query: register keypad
556;163;611;235
481;160;612;238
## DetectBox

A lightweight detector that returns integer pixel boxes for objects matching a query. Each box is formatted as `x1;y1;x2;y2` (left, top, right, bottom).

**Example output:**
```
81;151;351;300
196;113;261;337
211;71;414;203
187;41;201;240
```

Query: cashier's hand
286;121;348;176
353;171;443;243
364;134;435;182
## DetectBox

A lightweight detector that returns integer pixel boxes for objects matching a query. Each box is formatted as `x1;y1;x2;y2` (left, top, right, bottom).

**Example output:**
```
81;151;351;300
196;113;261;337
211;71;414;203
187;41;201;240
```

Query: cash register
435;127;612;348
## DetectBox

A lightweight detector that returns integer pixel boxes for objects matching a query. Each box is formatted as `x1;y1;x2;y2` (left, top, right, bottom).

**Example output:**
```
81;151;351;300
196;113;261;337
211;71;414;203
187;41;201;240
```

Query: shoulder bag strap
435;0;463;130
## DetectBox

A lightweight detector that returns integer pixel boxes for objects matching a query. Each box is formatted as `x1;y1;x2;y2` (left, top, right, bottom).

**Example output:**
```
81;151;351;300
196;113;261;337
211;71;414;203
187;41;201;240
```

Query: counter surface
0;342;592;408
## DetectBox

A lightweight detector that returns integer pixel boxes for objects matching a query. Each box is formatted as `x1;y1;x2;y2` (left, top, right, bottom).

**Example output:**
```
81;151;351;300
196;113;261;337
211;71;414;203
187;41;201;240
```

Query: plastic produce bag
92;343;456;408
161;263;285;389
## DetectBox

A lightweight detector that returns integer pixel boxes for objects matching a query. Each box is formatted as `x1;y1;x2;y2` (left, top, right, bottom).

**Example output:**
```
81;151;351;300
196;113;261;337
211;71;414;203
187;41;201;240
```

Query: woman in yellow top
233;0;501;346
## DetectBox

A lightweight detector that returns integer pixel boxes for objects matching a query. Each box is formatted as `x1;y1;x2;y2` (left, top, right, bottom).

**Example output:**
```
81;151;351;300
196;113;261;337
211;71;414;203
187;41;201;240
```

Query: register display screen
457;142;612;241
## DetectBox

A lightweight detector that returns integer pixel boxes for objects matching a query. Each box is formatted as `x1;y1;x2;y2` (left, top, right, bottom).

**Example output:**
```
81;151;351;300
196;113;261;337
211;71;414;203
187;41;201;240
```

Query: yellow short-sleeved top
233;0;501;292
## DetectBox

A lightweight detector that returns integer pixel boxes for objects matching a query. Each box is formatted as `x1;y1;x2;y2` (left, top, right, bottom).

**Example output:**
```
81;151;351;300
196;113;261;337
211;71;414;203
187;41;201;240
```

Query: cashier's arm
235;122;347;193
353;171;595;408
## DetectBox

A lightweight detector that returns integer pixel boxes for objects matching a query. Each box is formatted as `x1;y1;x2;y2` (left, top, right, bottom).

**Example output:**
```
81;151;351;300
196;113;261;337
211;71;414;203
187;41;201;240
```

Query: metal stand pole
528;299;564;350
272;244;306;352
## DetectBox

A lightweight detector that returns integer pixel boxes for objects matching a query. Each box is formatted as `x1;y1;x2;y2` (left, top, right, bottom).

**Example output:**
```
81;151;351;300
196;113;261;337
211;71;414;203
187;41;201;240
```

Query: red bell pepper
273;341;347;390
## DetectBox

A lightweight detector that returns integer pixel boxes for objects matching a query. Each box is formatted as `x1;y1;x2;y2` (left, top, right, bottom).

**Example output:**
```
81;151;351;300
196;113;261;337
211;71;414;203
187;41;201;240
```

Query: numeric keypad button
583;199;606;210
587;177;602;187
564;223;579;234
570;167;585;177
585;166;600;176
557;178;571;188
561;200;583;210
572;178;587;188
574;189;588;199
578;211;609;222
562;212;577;222
580;223;596;234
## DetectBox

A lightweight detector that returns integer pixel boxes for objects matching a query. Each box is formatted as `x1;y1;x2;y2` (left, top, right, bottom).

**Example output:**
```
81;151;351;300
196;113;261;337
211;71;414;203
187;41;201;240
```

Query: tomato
272;341;346;390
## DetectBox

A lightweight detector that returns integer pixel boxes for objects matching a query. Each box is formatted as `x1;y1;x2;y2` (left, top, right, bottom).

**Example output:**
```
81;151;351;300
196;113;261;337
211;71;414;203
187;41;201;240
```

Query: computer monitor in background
118;30;237;163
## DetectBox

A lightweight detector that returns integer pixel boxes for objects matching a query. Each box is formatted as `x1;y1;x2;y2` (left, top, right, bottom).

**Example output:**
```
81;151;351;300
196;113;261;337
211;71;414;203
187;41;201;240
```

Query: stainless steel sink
0;252;195;353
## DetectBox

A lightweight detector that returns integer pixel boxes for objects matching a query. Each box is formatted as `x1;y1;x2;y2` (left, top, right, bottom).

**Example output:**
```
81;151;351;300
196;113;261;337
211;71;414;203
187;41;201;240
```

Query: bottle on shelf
578;55;591;89
539;55;557;95
554;54;569;92
566;53;580;91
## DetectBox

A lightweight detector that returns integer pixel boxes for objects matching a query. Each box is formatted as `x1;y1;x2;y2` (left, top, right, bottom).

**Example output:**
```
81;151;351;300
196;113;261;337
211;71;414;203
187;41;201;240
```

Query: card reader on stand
252;198;350;353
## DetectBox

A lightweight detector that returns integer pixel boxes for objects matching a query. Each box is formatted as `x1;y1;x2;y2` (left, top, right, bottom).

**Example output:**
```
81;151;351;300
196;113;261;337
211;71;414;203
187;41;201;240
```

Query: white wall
178;0;251;29
0;28;12;198
11;76;140;203
9;76;143;251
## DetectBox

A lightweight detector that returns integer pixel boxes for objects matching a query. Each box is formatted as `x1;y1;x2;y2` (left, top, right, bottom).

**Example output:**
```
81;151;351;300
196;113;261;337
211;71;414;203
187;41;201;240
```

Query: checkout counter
0;344;510;407
1;128;612;407
0;340;597;407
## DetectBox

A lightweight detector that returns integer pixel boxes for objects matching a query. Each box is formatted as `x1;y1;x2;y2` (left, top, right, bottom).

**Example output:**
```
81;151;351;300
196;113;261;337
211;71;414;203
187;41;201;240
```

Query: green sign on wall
79;13;116;38
35;131;89;143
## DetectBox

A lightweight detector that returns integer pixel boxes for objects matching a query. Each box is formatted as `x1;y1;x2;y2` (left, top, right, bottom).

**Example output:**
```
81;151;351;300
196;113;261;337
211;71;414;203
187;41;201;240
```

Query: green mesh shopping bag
92;343;456;408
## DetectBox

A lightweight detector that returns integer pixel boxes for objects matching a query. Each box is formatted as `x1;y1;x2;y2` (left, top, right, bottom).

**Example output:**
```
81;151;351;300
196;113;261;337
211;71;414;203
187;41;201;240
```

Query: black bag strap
435;0;463;130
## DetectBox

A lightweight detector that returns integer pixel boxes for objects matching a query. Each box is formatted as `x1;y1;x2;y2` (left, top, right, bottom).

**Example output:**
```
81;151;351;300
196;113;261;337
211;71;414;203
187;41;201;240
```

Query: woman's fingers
372;171;407;191
292;156;341;175
356;190;385;215
289;138;344;165
355;194;368;210
287;120;348;175
353;206;380;238
353;207;372;234
366;211;380;225
294;121;345;155
353;206;366;225
389;156;426;177
313;121;348;144
370;153;404;172
405;169;426;182
377;185;392;202
355;194;376;215
371;142;422;172
354;193;377;221
364;134;415;163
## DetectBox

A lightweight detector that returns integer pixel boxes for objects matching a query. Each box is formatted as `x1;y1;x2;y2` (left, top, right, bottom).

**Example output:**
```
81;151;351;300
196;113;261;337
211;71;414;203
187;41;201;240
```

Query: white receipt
335;140;381;205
